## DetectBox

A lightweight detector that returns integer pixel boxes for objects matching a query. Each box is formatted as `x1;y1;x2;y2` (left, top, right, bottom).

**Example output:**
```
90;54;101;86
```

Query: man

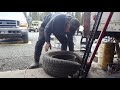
29;13;80;69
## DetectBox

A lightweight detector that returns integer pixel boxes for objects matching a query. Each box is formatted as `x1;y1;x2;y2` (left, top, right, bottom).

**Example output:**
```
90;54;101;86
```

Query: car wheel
34;29;37;32
42;51;81;78
29;29;32;32
37;29;39;32
22;32;28;43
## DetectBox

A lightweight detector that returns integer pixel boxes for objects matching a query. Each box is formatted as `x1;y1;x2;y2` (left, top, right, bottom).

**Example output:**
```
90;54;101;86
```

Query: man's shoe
29;62;41;69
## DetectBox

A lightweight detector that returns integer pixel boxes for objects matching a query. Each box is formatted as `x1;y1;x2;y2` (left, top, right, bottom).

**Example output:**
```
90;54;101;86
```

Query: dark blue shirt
43;13;72;43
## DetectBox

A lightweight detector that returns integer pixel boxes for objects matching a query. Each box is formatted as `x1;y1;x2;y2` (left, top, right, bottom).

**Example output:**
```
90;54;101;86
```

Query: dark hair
69;18;80;35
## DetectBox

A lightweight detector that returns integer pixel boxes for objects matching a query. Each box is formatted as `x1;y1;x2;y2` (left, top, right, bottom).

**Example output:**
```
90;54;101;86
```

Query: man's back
44;13;72;35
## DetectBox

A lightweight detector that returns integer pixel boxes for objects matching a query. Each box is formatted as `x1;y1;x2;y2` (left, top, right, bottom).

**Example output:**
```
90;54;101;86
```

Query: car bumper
29;29;36;31
0;28;28;39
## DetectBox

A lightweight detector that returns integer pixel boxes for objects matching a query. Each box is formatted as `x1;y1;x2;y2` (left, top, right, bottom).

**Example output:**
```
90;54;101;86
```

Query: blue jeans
34;28;74;63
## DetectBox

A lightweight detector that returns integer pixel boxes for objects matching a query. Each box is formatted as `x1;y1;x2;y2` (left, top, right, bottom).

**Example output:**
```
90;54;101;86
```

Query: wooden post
83;12;90;38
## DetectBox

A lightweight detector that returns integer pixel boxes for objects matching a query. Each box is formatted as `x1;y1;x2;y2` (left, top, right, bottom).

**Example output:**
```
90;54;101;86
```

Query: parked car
0;12;29;43
29;21;42;32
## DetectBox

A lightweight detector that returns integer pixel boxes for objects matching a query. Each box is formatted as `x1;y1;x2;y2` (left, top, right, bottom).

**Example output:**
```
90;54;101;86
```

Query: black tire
29;29;31;32
42;51;82;78
37;29;39;32
22;32;28;43
34;29;38;32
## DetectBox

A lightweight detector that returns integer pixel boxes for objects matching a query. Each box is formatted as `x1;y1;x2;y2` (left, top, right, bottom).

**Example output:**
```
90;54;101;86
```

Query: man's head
66;18;80;35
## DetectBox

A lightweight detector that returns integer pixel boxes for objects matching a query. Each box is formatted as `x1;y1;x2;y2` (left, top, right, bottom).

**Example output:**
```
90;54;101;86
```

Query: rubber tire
34;29;38;32
22;32;28;43
29;29;31;32
42;51;82;78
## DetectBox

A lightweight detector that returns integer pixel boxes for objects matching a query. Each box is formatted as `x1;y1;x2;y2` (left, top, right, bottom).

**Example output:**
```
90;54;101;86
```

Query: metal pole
84;12;114;78
88;12;114;64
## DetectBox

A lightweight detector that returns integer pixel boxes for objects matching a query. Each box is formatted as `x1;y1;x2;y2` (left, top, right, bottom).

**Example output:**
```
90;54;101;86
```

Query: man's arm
44;20;53;43
67;33;74;51
44;19;54;52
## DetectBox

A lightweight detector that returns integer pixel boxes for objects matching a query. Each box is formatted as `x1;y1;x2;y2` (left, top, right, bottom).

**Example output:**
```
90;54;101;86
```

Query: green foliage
65;12;84;25
39;12;51;21
23;12;27;18
75;12;83;25
27;12;84;26
28;12;51;21
29;12;40;21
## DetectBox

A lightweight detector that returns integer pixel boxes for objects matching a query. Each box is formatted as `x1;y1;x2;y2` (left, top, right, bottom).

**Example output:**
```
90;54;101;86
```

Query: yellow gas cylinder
100;42;115;70
97;43;105;66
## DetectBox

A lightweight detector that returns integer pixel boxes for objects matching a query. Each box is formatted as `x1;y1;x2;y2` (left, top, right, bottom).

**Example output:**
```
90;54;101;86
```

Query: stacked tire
42;51;81;78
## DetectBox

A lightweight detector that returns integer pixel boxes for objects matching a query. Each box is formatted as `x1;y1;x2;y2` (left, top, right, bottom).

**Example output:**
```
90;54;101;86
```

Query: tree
81;12;84;25
75;12;83;25
75;12;81;22
31;12;40;21
27;12;41;21
66;12;75;17
29;12;32;17
23;12;30;25
23;12;27;18
39;12;51;21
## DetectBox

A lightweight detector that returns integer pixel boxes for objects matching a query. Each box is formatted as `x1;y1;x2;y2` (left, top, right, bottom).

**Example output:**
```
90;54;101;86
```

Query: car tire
22;32;28;43
34;29;37;32
37;29;39;32
42;51;81;78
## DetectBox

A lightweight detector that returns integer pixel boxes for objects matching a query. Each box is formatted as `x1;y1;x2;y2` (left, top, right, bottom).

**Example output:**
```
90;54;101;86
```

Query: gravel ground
0;32;83;72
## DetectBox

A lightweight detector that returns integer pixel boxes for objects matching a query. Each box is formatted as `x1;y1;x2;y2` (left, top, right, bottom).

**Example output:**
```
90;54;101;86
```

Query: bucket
99;42;115;70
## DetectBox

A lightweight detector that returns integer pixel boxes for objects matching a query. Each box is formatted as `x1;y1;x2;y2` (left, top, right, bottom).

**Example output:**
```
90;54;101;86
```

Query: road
0;32;82;72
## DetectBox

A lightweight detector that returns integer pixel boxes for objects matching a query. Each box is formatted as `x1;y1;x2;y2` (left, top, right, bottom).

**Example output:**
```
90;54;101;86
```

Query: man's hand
45;42;51;52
